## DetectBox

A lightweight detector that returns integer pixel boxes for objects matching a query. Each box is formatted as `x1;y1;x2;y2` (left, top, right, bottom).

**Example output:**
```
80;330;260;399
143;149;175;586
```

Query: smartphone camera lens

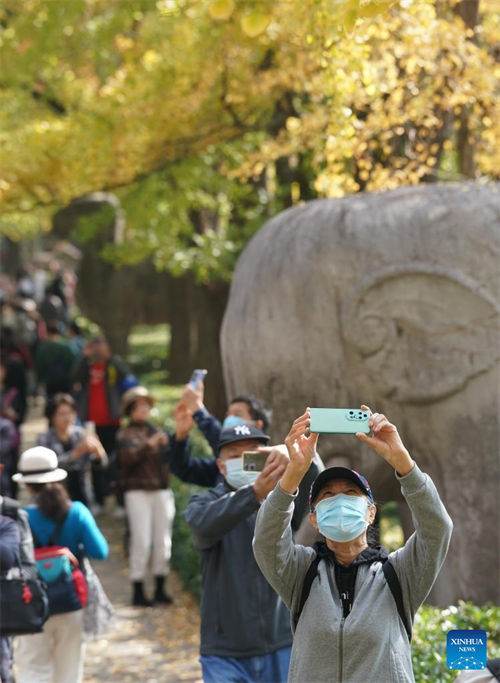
349;411;354;415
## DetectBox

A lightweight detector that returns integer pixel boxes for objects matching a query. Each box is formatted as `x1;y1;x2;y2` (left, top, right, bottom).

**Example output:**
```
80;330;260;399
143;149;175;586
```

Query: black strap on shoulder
293;554;322;630
1;497;20;520
294;545;412;642
293;542;329;630
382;559;412;642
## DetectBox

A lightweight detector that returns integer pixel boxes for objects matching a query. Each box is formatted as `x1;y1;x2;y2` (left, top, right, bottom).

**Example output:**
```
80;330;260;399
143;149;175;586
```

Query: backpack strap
31;515;68;549
294;545;412;642
293;542;329;630
382;559;412;642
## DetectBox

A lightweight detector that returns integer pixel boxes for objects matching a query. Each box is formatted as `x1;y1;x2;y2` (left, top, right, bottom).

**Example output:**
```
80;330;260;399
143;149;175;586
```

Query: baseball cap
218;424;270;453
310;466;374;508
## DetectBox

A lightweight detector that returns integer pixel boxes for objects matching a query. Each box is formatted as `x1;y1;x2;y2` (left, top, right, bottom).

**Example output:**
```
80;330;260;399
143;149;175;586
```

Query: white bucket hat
12;446;68;484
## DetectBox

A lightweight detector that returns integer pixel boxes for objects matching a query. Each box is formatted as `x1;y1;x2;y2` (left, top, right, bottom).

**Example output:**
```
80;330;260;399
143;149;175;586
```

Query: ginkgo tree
1;0;497;260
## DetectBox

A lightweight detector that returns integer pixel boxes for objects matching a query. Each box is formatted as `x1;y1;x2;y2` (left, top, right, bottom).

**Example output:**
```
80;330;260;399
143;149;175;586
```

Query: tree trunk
166;275;198;383
194;279;229;419
1;237;22;277
167;274;229;418
455;0;479;178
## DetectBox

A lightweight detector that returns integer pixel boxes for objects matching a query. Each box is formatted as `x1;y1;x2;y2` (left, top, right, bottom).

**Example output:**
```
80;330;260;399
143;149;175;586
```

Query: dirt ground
20;409;202;683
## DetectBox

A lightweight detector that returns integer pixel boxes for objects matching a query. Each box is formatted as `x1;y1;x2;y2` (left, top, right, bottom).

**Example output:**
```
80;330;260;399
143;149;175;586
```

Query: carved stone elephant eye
341;264;500;404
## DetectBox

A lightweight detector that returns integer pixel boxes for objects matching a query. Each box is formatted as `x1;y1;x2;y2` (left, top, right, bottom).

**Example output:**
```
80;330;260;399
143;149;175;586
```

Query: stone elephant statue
221;182;500;606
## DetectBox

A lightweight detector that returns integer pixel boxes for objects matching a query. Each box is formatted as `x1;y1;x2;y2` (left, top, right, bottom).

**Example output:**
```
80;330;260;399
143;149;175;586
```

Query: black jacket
184;481;292;658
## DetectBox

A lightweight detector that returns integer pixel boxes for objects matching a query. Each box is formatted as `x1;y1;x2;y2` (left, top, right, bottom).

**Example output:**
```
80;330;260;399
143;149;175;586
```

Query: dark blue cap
217;424;270;453
310;466;374;507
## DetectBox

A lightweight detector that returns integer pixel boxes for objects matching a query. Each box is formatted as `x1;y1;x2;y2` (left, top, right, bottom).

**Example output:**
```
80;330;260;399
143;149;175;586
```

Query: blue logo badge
447;630;487;670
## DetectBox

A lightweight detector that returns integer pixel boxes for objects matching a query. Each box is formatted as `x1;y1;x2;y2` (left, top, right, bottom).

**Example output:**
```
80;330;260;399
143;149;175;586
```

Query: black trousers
65;469;89;508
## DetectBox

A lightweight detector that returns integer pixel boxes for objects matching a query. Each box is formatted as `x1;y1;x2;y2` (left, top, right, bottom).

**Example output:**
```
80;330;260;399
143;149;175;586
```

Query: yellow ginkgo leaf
208;0;235;21
241;11;271;37
358;0;394;19
343;8;359;32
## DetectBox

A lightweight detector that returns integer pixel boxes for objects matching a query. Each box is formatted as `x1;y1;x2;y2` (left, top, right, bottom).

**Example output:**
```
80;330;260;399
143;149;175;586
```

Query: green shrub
171;477;202;599
169;423;213;600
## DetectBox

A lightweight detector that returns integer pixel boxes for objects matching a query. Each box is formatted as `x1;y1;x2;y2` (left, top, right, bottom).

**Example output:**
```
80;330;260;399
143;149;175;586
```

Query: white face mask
224;456;259;490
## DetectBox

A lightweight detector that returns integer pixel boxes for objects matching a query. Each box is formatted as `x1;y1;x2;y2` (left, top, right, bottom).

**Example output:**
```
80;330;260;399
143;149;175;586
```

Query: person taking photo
253;404;453;683
184;423;293;683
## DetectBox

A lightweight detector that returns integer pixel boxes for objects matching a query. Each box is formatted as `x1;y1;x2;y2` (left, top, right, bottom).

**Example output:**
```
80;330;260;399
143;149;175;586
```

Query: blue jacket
193;407;222;454
26;501;108;559
168;407;222;487
169;435;220;487
185;481;292;658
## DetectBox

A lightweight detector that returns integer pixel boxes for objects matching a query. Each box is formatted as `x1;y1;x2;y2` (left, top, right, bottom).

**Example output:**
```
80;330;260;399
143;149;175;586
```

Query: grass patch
127;323;170;386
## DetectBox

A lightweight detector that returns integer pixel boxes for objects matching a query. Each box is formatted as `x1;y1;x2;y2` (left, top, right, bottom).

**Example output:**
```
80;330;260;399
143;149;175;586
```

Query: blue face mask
315;494;369;542
222;415;251;430
224;456;259;490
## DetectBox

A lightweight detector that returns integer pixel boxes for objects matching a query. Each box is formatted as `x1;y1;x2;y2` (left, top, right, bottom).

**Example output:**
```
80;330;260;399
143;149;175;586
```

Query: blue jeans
200;646;291;683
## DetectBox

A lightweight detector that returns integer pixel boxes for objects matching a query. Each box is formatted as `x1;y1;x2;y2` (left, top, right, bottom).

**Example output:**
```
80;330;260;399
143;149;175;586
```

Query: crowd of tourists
1;263;497;683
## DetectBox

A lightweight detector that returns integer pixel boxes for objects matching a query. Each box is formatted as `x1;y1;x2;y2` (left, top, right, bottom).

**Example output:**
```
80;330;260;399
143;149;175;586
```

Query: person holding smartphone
37;393;107;509
253;405;453;683
184;424;292;683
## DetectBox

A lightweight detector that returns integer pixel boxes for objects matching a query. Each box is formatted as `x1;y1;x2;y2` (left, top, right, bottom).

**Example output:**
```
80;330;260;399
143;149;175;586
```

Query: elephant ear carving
341;265;500;404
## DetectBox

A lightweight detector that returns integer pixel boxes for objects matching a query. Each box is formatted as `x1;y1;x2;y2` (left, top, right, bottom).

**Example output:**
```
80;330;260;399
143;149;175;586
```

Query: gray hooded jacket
253;462;453;683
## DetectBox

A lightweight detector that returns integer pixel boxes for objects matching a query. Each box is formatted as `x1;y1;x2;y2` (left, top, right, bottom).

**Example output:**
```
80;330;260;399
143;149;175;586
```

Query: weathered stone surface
222;182;500;606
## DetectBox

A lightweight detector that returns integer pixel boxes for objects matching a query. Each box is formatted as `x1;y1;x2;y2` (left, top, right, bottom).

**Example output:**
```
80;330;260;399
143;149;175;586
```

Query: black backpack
293;544;412;642
0;498;49;636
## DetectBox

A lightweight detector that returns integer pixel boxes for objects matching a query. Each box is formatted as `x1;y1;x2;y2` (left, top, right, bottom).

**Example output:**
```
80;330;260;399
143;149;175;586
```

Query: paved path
84;512;201;683
20;407;202;683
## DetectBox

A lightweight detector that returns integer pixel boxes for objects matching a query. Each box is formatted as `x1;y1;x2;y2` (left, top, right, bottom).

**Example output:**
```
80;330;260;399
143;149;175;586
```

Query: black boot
154;575;173;605
132;581;153;607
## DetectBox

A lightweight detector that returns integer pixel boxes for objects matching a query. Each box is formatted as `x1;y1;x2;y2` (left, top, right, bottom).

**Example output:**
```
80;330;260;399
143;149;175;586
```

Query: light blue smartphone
188;369;207;389
309;408;370;435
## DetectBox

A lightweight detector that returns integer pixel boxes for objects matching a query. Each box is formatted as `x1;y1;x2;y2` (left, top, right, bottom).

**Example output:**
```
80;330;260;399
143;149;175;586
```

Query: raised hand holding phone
181;369;206;413
174;401;195;440
280;410;319;494
355;404;414;476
